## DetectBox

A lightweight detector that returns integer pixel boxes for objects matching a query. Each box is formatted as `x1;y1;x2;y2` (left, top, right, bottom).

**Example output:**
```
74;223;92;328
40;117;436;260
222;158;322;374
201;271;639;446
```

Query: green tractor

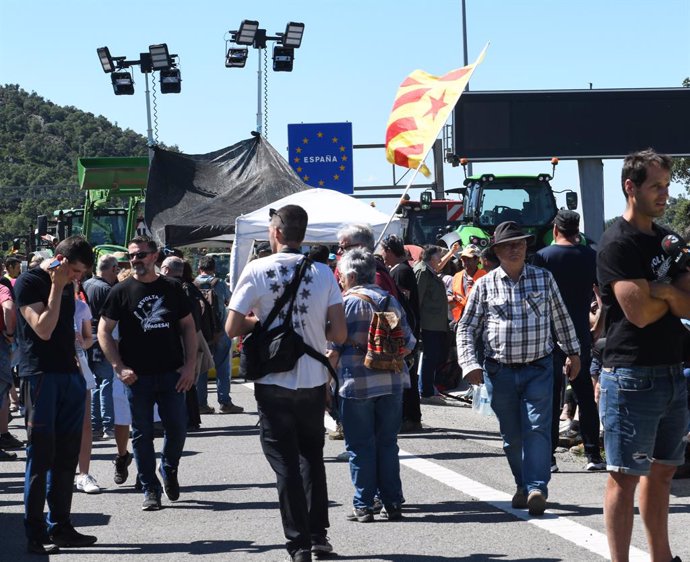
445;160;581;252
46;157;149;261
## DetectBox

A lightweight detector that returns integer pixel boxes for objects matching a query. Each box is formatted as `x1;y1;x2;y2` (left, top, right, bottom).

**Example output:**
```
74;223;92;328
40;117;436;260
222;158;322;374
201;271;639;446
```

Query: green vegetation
0;84;176;254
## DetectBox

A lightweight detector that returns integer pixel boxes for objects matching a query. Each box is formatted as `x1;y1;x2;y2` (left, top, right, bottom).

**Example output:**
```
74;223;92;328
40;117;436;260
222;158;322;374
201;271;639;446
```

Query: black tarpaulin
145;135;308;247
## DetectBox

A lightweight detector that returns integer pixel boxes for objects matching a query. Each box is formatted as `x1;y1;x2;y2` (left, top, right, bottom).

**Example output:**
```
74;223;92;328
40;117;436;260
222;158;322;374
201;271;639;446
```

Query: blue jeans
484;355;553;497
418;329;448;397
0;339;12;408
24;373;85;541
340;392;404;510
196;333;231;406
600;364;688;476
90;360;114;433
125;372;187;493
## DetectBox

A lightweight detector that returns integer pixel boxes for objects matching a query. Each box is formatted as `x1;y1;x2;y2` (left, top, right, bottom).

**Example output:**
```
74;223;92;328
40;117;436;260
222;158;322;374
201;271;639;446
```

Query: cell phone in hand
48;259;61;269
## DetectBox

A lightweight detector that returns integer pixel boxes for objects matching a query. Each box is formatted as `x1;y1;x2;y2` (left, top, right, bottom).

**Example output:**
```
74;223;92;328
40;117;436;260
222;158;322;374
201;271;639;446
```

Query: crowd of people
0;148;688;562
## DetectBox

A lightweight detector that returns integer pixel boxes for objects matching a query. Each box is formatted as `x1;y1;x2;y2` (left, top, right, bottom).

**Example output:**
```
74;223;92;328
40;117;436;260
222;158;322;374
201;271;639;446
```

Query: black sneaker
113;452;133;485
0;431;24;449
27;539;60;555
291;548;312;562
310;535;333;557
49;524;97;547
380;503;403;521
372;496;383;514
142;489;162;511
158;463;180;501
346;507;374;522
0;449;18;461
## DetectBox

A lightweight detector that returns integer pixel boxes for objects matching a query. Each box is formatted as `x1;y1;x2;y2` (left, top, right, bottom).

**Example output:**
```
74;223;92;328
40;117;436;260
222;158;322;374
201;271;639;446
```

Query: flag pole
376;43;489;249
374;135;439;248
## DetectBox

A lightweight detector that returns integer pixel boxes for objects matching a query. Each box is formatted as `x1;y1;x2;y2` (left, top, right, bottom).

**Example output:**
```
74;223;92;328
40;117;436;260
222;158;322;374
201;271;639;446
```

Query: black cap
255;241;271;255
554;209;580;234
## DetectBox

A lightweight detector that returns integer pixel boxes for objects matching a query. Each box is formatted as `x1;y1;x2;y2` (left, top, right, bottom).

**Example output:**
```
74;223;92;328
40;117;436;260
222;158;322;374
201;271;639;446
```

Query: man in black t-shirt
98;236;197;512
596;149;690;562
15;236;96;554
533;210;604;472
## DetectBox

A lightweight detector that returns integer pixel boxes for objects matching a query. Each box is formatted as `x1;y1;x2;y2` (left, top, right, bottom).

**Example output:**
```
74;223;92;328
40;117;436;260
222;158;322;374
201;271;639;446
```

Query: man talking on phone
15;235;96;554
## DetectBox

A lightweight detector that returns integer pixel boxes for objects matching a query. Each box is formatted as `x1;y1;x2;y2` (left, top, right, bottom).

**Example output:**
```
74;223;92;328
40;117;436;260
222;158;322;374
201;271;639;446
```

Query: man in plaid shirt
457;221;580;516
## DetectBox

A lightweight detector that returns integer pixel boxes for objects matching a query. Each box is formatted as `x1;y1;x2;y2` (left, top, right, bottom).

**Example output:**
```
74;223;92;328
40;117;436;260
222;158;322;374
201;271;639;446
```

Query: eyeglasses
128;250;156;261
269;208;285;226
337;242;358;254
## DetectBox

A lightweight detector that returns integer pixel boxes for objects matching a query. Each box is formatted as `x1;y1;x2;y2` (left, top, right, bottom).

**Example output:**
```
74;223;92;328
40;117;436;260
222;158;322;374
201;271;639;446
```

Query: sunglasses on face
128;250;156;261
337;242;358;254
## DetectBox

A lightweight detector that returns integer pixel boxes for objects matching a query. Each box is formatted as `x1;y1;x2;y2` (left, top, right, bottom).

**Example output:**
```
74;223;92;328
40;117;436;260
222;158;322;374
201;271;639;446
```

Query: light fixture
225;47;249;68
111;71;134;95
420;190;433;210
97;47;114;73
281;22;305;48
272;46;294;72
159;68;181;94
149;43;171;70
234;19;259;45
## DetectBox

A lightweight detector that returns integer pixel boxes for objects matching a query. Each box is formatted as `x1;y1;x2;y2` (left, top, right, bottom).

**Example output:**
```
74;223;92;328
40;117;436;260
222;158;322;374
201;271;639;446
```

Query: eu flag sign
287;122;353;195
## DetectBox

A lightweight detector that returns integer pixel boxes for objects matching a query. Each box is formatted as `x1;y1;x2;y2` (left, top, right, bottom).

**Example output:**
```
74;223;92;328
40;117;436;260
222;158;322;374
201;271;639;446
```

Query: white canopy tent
229;188;402;291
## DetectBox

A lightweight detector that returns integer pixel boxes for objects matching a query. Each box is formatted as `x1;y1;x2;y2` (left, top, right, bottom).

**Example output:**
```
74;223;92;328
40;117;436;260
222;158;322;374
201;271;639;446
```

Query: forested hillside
0;84;169;250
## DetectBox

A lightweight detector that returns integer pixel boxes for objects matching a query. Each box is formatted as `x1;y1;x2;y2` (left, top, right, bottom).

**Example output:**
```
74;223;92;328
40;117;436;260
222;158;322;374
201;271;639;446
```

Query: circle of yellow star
302;137;309;144
303;175;310;181
293;157;300;163
317;132;323;138
296;147;302;153
333;174;340;181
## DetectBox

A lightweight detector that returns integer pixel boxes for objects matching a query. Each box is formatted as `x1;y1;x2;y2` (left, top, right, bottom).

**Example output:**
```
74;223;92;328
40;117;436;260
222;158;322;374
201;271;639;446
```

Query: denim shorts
600;364;688;476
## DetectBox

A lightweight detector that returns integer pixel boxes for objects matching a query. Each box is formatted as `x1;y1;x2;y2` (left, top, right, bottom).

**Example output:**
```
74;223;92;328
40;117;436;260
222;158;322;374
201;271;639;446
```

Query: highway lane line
241;381;648;561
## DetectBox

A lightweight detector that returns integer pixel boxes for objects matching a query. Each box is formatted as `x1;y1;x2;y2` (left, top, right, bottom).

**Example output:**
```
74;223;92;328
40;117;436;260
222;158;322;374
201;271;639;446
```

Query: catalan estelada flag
385;44;488;177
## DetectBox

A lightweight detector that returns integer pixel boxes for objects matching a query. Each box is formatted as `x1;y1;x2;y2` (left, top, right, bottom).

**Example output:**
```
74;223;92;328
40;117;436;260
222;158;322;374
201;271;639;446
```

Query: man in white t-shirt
226;204;346;562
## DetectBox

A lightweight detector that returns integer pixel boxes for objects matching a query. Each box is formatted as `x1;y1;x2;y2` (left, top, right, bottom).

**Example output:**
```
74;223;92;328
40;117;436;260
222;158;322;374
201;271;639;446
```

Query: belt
486;355;548;369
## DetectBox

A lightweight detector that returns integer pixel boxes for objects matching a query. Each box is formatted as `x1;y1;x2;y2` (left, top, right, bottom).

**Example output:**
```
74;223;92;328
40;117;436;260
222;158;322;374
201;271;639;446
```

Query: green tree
0;84;177;256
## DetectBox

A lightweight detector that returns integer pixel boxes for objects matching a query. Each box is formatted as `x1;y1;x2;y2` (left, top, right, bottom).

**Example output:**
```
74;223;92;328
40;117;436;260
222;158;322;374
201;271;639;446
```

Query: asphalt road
1;380;688;562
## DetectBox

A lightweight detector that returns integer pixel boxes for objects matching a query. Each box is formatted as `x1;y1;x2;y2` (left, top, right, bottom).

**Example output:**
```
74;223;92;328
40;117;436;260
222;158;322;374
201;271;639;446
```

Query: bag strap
347;291;379;312
345;291;383;352
263;257;311;329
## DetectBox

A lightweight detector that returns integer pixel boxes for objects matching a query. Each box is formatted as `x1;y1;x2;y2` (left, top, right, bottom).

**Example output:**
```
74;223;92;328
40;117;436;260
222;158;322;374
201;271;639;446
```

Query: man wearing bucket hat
457;221;580;516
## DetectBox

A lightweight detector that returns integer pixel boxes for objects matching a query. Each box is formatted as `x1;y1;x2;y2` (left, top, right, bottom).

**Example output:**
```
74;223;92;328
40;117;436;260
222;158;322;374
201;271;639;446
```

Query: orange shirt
450;268;486;322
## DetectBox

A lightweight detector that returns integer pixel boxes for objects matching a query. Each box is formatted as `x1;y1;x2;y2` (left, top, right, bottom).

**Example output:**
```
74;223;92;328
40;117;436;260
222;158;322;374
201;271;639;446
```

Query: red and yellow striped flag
385;45;488;177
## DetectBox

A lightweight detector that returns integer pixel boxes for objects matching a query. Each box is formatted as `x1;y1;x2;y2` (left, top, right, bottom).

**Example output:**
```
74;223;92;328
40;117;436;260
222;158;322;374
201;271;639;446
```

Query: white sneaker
76;474;101;494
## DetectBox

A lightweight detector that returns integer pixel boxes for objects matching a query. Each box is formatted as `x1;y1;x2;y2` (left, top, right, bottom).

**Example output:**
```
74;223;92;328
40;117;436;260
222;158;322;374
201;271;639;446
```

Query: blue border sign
287;122;353;194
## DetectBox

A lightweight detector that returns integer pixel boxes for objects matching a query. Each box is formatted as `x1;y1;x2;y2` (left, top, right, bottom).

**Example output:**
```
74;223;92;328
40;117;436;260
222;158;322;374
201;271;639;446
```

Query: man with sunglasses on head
98;236;197;512
226;206;346;562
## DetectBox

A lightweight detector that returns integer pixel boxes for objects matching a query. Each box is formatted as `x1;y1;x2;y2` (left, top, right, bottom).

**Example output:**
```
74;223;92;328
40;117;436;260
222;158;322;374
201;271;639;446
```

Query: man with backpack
194;256;243;414
226;204;346;562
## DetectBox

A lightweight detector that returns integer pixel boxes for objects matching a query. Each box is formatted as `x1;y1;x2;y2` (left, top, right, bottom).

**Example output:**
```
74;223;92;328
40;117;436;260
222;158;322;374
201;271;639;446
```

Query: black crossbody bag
242;257;337;382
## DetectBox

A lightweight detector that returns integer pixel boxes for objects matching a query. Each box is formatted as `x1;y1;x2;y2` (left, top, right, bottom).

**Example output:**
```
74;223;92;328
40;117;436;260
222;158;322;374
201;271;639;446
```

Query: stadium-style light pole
224;20;305;136
96;44;182;159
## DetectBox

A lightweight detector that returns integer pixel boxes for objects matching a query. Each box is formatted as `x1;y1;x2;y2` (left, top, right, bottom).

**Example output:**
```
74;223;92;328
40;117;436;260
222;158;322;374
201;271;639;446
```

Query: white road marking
243;381;648;560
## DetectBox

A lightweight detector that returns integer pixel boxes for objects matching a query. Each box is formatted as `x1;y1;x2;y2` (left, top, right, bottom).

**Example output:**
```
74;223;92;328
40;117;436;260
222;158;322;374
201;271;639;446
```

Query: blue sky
1;0;689;219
